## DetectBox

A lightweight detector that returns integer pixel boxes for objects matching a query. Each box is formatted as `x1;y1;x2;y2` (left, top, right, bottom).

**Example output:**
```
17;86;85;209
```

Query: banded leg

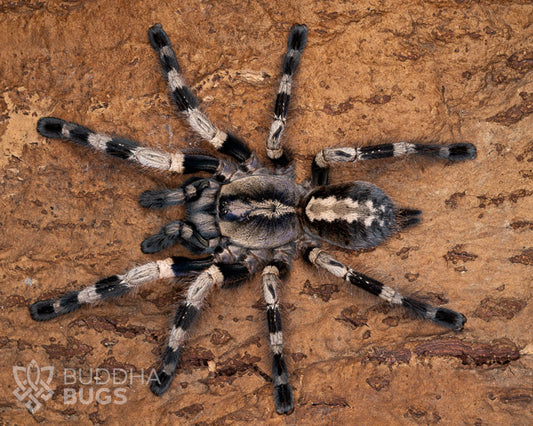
29;258;181;321
312;142;477;185
151;260;253;395
148;24;253;166
262;261;293;414
139;177;214;209
169;256;214;277
139;188;187;209
266;24;308;167
37;117;220;175
305;247;466;330
141;220;219;254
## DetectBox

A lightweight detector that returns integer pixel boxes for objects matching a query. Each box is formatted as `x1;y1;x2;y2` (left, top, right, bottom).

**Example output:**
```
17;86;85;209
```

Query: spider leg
266;24;308;167
304;247;466;331
29;258;184;321
141;220;219;254
312;142;477;185
139;187;187;209
37;117;221;175
151;258;256;395
139;177;213;209
148;24;255;168
262;260;293;414
167;256;215;276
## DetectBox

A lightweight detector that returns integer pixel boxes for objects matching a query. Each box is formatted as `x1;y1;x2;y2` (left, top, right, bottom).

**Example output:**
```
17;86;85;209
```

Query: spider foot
288;24;308;52
37;117;67;138
274;383;294;415
147;23;173;56
150;371;174;396
431;306;467;331
402;297;467;331
37;117;93;146
29;299;61;321
29;291;81;321
272;352;293;414
444;143;477;161
150;346;180;396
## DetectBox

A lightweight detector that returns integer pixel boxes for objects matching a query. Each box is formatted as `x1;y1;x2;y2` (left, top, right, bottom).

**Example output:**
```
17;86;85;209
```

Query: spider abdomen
302;182;396;249
217;175;299;249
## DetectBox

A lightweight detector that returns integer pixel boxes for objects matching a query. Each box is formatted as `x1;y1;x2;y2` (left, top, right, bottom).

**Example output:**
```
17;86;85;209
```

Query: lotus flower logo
13;360;54;413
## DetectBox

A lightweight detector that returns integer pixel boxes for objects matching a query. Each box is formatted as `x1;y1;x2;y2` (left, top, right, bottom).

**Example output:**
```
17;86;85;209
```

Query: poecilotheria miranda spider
29;23;476;414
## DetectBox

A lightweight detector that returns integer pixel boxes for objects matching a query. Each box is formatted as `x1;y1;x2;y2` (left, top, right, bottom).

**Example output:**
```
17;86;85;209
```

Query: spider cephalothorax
29;23;476;414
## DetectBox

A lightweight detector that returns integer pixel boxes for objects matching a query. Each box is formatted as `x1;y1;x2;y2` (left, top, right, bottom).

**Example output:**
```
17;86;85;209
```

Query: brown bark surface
1;1;531;424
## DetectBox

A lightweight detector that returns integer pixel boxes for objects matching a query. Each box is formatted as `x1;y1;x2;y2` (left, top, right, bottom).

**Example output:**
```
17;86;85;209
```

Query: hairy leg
312;142;477;185
148;24;254;167
139;177;216;209
151;256;256;394
266;24;308;167
262;260;293;414
304;247;466;330
141;220;220;254
37;117;221;174
29;258;183;321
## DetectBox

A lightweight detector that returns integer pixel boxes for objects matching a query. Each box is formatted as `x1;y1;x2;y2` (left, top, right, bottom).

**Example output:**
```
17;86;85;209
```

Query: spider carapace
29;23;476;414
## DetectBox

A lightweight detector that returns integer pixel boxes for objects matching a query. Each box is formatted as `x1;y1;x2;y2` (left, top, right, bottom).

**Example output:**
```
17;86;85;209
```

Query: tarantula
29;23;476;414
